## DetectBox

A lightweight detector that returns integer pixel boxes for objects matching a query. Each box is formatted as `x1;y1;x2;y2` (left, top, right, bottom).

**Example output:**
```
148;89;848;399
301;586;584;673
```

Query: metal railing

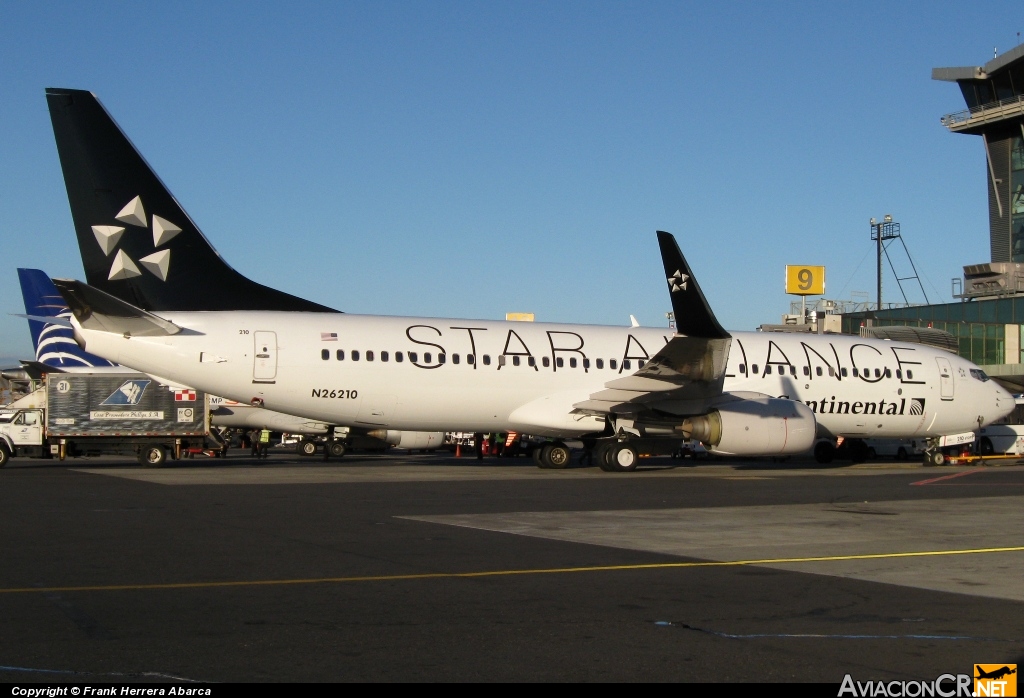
941;93;1024;127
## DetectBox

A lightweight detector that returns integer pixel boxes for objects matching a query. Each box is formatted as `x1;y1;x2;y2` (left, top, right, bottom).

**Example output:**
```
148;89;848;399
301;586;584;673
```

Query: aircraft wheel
979;437;994;456
848;439;869;463
607;444;638;472
139;446;167;468
532;445;545;467
0;445;8;467
813;441;835;465
543;442;571;469
297;439;318;457
924;450;945;467
593;444;613;471
329;441;347;458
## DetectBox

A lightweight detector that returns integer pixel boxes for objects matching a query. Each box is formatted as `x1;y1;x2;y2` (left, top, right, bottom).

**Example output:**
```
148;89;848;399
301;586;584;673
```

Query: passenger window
884;368;891;378
853;368;859;377
321;349;329;360
828;367;834;377
765;365;773;375
425;352;433;363
841;368;848;377
738;364;745;373
874;369;880;378
483;355;491;366
367;350;374;361
569;358;577;368
803;366;809;376
907;370;913;379
438;354;446;364
596;359;604;369
467;354;475;365
583;358;590;369
815;367;822;376
409;352;418;363
790;366;797;376
498;355;506;366
895;370;901;379
610;359;617;370
452;354;460;364
556;357;564;368
336;349;344;361
751;364;758;373
352;350;360;361
623;360;631;370
528;357;536;367
543;357;550;367
512;356;520;366
638;360;645;368
381;351;389;362
396;352;404;363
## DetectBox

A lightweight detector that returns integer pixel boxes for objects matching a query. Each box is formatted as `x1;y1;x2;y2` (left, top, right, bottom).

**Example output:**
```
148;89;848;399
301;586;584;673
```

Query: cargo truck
0;373;212;467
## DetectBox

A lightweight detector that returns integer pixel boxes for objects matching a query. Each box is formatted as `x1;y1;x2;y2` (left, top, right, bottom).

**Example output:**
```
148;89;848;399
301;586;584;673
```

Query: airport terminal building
841;45;1024;391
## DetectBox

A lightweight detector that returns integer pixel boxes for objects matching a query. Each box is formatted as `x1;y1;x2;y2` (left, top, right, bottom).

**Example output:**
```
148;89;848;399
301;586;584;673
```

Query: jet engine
366;430;445;450
679;395;816;456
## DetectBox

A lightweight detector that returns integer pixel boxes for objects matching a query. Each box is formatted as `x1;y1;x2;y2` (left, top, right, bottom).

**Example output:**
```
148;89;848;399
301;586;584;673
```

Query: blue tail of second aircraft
18;268;117;369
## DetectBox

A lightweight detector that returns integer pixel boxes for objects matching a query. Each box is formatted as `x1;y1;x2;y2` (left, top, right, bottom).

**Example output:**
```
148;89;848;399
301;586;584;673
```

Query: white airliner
42;88;1014;470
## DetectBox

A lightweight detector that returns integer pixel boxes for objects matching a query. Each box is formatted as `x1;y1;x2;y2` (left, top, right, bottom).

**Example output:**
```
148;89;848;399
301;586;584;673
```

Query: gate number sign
785;265;825;296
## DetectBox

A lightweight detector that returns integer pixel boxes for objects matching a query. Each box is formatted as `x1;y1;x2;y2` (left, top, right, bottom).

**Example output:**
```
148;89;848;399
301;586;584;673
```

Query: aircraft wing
573;231;733;417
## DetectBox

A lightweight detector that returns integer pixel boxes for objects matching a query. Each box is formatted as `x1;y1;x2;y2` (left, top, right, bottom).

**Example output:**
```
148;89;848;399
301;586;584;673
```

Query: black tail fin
656;231;729;339
46;88;337;313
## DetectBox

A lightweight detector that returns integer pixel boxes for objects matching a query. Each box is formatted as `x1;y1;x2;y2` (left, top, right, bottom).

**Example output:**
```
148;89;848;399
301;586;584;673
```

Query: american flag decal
321;332;338;341
174;389;197;401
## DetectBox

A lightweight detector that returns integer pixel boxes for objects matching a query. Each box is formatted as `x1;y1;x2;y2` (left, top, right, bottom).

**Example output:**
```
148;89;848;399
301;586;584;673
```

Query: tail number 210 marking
311;389;358;399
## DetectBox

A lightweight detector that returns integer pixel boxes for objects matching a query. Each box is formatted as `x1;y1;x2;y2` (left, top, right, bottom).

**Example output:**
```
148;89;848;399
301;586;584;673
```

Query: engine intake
680;396;816;456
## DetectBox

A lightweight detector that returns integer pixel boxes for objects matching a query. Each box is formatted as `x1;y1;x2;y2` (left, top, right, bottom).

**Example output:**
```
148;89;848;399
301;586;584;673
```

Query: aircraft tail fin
656;231;730;339
45;88;338;313
18;268;118;369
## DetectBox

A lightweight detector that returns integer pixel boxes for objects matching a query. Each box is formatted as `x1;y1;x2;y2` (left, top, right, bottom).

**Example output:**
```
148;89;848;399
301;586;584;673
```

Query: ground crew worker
258;429;271;459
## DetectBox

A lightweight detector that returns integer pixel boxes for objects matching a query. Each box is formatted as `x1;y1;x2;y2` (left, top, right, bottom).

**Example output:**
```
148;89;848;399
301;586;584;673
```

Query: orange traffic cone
455;443;461;457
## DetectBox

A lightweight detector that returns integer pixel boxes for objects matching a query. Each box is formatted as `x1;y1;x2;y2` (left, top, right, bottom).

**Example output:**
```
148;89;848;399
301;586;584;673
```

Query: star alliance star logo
667;269;689;292
92;195;180;283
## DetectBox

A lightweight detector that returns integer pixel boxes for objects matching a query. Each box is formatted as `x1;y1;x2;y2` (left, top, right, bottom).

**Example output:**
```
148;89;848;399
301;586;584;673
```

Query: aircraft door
935;356;954;401
253;331;278;382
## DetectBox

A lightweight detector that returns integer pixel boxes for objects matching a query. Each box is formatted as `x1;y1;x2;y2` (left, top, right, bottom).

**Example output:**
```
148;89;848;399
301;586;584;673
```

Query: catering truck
0;373;211;467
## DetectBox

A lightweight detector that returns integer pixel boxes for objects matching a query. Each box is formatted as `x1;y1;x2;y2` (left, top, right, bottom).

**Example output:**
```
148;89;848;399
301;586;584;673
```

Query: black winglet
46;88;338;313
657;231;730;339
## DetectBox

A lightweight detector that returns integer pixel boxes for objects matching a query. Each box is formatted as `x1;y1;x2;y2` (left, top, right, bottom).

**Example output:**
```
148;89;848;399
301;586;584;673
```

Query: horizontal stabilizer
52;278;182;337
11;313;73;328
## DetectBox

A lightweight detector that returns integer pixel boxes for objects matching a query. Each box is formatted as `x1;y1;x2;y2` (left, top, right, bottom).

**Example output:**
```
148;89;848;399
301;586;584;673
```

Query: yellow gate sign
785;265;825;296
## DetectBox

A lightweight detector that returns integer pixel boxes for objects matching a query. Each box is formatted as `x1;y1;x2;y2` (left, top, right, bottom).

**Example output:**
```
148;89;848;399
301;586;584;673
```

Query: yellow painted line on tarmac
3;546;1024;595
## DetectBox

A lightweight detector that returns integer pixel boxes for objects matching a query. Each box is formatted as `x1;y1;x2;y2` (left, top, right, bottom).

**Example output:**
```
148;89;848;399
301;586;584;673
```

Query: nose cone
986;381;1016;426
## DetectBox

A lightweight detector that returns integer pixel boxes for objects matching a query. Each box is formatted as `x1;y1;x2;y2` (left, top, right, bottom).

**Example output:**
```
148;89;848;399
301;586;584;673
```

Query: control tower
935;45;1024;263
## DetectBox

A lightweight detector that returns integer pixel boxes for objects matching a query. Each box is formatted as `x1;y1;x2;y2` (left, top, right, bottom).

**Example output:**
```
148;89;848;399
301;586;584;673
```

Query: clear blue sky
1;1;1019;363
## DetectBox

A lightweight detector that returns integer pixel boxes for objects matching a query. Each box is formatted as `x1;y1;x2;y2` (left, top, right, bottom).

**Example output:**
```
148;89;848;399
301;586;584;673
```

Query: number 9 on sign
785;265;825;296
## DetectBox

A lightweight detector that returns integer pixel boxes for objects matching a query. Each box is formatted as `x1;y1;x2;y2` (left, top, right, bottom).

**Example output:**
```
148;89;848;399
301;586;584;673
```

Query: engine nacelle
365;430;445;450
681;395;816;456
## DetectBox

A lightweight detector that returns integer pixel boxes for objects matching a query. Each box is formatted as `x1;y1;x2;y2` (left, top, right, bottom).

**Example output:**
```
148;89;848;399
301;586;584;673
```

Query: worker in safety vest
257;429;271;459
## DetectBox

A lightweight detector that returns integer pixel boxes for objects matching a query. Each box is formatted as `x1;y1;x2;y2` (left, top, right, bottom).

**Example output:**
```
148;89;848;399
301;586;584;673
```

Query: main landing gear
595;442;639;472
534;442;572;469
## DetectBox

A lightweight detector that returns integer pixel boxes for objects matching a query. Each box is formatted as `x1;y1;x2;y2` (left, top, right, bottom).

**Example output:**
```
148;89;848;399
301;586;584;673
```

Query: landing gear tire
979;437;994;456
813;441;835;465
896;447;908;461
924;450;945;467
594;443;614;471
607;444;639;472
297;439;318;457
532;445;545;467
139;446;167;468
848;439;869;463
329;441;347;458
539;442;571;469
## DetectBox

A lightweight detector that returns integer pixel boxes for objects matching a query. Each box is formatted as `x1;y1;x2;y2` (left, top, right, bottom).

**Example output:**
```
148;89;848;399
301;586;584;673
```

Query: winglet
657;231;730;339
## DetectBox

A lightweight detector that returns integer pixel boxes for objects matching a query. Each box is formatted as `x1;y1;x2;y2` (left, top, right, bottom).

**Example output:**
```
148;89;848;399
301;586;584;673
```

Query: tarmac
0;448;1021;682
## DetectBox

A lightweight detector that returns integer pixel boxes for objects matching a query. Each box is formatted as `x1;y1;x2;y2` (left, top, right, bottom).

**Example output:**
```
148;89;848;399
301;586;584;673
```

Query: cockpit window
970;368;990;382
